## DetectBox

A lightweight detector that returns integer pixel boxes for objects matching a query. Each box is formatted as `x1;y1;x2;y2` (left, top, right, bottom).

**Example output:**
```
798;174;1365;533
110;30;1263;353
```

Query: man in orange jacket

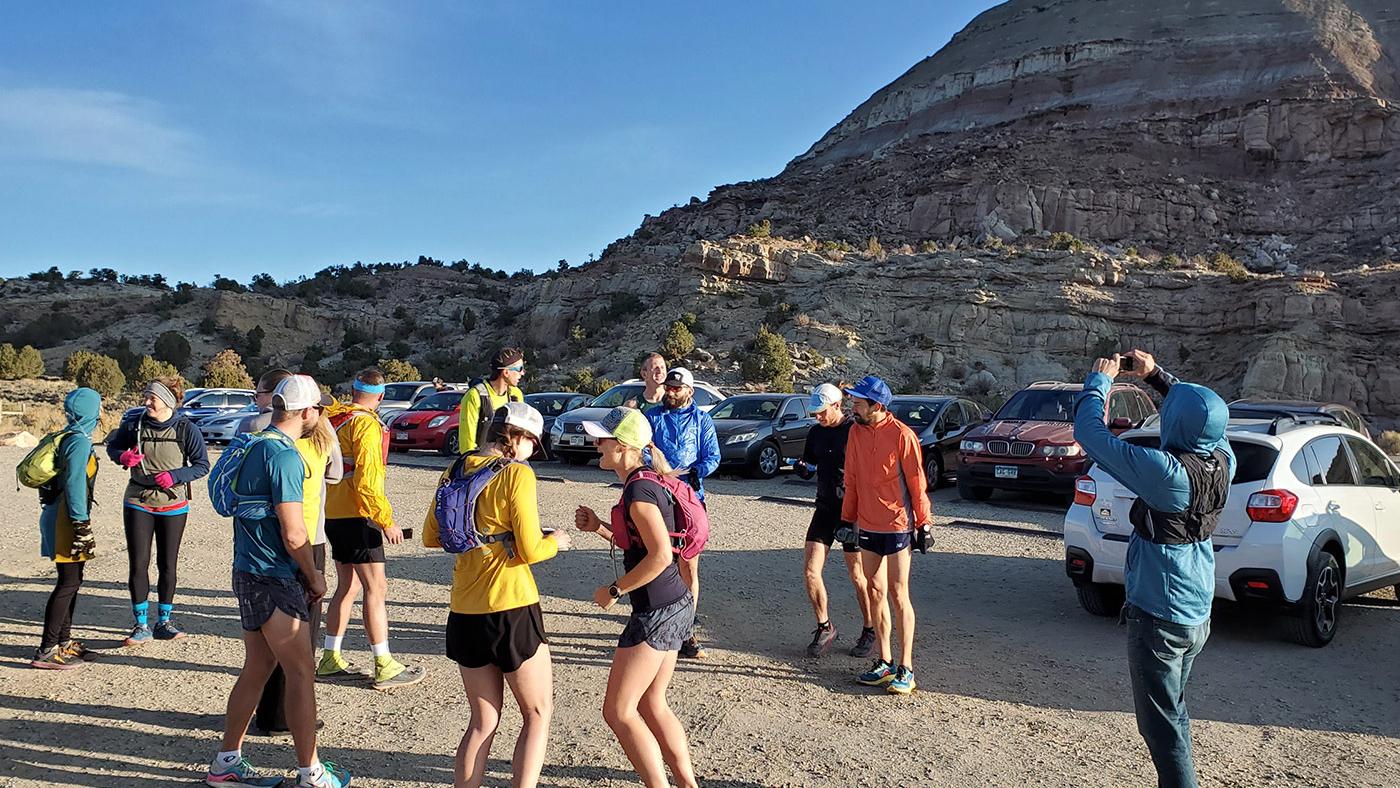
841;375;932;695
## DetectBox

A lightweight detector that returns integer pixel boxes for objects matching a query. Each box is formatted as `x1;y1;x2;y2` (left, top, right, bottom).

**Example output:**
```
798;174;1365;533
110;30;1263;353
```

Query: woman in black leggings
106;376;209;644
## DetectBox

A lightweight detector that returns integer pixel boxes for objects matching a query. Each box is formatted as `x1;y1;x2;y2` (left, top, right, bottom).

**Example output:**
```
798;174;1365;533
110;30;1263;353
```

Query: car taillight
1073;476;1096;506
1246;489;1298;523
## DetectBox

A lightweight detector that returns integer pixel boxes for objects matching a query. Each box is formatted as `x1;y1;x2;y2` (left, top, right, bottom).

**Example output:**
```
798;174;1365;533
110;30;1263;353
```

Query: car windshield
710;397;786;421
1124;436;1279;484
526;395;576;417
383;383;422;401
889;399;946;429
996;390;1077;422
590;384;645;408
410;392;461;412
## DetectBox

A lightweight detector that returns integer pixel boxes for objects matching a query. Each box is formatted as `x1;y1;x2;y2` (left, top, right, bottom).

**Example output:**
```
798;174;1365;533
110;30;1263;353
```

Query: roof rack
1028;380;1068;386
1252;411;1343;435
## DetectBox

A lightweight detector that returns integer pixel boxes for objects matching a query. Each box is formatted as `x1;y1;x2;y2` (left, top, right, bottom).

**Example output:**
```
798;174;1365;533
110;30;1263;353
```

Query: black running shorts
325;517;386;564
805;506;858;553
446;604;547;673
232;571;310;632
857;529;913;556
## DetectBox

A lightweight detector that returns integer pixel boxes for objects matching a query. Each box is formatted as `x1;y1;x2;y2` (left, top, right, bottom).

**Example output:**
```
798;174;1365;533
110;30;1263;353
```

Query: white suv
1063;417;1400;647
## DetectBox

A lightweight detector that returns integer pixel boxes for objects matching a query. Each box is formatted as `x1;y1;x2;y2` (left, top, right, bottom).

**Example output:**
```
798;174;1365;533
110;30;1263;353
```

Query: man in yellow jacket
456;347;526;454
320;367;424;689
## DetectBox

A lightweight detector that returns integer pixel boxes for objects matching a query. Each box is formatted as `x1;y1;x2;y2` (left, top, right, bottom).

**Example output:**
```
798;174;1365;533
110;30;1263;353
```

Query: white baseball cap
808;383;842;411
273;374;332;410
664;367;695;388
489;401;545;442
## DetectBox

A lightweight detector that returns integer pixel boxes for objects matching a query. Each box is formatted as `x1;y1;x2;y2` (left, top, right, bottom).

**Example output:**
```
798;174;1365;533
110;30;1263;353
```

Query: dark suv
957;381;1156;501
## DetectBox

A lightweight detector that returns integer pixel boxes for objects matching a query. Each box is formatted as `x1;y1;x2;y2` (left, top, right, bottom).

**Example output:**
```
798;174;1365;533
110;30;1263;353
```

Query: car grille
987;440;1036;457
569;422;585;434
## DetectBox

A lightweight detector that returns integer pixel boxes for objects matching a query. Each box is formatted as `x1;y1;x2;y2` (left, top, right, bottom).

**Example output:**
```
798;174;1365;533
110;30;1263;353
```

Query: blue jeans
1124;603;1210;788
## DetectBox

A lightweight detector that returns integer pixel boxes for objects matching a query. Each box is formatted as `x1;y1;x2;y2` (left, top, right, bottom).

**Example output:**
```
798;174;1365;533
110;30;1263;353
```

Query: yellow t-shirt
294;438;330;544
423;455;558;614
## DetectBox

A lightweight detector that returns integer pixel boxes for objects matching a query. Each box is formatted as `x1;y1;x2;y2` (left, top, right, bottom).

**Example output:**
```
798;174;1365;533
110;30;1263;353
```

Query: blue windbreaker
645;403;721;501
1074;371;1235;626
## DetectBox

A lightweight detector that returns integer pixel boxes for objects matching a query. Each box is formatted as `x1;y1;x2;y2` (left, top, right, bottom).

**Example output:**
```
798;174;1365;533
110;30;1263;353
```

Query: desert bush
134;356;182;388
661;320;695;360
461;307;477;333
1377;430;1400;456
201;349;254;389
153;330;192;371
0;343;44;379
679;312;701;335
919;240;940;254
1210;252;1249;283
569;325;588;344
63;350;126;398
746;219;772;238
245;325;266;356
1049;232;1088;253
741;325;794;391
378;358;421;383
865;236;885;258
763;302;797;327
603;292;645;322
819;240;855;254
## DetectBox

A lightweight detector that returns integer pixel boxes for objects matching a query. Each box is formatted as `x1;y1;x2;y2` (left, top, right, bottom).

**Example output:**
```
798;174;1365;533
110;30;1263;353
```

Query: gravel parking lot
1;447;1396;787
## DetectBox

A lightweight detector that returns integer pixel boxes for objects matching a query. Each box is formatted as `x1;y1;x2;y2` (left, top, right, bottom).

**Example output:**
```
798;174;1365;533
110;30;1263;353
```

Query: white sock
214;750;240;769
370;641;390;658
324;634;343;653
298;759;324;783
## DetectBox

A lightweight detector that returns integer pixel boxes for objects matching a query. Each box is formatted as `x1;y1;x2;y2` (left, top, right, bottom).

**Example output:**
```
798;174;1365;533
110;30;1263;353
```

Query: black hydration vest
1128;448;1230;545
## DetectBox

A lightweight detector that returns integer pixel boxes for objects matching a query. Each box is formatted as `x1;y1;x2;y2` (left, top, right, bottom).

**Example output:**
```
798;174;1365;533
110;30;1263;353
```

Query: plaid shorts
232;571;310;632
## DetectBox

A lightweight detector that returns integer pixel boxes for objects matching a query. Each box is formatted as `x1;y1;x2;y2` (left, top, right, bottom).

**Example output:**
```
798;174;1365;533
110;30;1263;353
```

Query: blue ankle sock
158;603;173;623
133;602;149;627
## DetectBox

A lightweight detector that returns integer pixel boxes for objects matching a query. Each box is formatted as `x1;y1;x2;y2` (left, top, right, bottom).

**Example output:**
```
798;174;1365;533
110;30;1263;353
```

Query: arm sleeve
694;414;721;479
1145;367;1180;398
267;449;305;505
507;465;557;565
351;416;394;527
169;421;210;484
841;431;860;524
458;390;481;452
902;430;933;524
325;438;344;484
105;420;136;463
1074;372;1182;509
61;434;93;522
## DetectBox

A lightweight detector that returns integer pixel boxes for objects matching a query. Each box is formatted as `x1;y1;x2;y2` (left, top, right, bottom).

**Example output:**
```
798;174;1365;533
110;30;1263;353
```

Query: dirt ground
0;446;1396;787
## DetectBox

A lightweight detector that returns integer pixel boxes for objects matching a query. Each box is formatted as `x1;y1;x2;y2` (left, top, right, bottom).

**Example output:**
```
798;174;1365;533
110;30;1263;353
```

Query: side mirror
780;413;798;424
1110;417;1133;430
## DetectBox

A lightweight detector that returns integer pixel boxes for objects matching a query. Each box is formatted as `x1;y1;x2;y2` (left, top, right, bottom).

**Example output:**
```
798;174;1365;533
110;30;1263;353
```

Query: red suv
956;381;1156;501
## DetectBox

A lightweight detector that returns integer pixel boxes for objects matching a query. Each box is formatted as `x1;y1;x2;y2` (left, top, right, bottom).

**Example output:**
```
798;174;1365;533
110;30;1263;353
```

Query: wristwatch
608;583;622;599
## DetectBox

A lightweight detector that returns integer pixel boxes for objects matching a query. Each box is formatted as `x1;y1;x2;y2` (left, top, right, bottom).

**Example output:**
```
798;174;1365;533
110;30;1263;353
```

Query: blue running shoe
857;659;895;686
295;760;351;787
124;625;153;646
886;665;917;695
154;620;187;640
205;757;285;786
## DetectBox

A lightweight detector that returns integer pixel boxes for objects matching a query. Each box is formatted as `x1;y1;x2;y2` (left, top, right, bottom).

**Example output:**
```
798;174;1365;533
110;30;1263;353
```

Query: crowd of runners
21;343;1226;788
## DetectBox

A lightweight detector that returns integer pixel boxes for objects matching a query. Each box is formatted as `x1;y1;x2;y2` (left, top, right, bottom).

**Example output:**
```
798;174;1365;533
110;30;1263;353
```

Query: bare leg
637;650;697;788
843;550;873;627
259;611;319;767
354;562;389;646
502;645;554;788
602;644;671;788
218;629;278;753
860;550;892;663
679;555;700;610
802;541;830;623
887;548;916;669
455;664;504;788
324;561;360;642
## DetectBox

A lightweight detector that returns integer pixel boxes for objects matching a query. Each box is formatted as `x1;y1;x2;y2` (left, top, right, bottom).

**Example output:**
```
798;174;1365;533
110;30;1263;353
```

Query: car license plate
395;431;408;441
994;465;1019;479
569;435;585;446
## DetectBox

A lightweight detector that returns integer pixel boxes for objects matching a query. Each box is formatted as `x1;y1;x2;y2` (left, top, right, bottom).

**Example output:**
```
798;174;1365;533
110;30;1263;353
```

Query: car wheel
749;442;781;479
957;475;992;501
924;453;943;491
1076;582;1124;617
1289;549;1342;648
441;431;460;456
563;453;591;466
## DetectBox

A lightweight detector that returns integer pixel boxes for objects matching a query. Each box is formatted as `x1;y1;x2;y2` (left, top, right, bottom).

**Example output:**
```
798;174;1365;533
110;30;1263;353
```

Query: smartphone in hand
1119;355;1136;373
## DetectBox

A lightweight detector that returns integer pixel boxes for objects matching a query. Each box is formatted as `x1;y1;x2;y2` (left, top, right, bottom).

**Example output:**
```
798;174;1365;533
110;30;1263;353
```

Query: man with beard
842;375;932;695
645;367;720;658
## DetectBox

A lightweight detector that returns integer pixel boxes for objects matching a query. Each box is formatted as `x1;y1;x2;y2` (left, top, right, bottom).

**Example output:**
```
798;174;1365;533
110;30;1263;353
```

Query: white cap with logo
273;374;333;410
807;383;842;412
664;367;695;388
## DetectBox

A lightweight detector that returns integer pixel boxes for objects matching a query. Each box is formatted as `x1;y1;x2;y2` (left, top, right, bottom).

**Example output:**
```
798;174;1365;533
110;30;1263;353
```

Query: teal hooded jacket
38;388;101;560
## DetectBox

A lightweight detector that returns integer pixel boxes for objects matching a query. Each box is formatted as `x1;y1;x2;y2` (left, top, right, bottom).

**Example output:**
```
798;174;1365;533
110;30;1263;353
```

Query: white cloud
0;87;200;176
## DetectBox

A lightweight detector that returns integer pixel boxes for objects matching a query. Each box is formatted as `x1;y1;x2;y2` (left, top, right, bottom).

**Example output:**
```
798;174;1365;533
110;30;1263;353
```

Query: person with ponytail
106;375;210;644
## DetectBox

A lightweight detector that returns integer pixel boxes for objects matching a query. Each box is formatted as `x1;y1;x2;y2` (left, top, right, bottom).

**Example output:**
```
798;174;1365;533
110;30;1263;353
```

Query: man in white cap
795;383;874;658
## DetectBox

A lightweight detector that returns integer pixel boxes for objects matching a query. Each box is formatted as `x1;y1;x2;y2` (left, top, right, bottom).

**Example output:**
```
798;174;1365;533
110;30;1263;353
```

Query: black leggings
123;508;188;605
42;562;85;650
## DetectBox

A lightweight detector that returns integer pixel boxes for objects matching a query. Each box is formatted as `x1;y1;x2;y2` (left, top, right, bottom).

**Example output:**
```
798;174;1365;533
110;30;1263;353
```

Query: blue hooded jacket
39;388;101;560
1074;371;1235;626
645;402;721;501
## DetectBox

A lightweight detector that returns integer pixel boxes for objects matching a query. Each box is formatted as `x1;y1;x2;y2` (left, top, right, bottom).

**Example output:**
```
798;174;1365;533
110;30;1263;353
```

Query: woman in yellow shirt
423;402;569;788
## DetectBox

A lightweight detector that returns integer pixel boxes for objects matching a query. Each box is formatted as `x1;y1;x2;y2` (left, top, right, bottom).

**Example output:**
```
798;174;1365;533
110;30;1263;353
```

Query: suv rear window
996;390;1077;422
1122;436;1278;484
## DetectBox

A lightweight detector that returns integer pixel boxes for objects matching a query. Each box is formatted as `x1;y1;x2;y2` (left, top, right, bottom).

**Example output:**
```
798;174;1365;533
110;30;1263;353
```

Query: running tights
41;562;85;650
123;508;188;605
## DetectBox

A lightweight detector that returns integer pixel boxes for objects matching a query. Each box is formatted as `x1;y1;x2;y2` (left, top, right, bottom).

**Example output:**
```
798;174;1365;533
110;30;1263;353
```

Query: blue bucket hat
843;375;892;407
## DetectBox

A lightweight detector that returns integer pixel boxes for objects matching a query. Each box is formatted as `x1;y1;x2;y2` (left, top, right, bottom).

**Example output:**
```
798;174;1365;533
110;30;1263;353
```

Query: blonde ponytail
646;441;673;475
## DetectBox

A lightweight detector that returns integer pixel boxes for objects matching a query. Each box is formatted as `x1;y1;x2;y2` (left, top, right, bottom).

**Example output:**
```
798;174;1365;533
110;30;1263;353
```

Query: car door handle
1326;501;1341;514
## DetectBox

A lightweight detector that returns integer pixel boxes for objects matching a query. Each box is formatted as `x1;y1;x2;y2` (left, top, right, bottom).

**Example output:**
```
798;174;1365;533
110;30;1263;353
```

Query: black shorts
619;593;695;652
858;529;912;556
805;507;858;553
446;604;547;673
326;517;385;564
232;571;310;632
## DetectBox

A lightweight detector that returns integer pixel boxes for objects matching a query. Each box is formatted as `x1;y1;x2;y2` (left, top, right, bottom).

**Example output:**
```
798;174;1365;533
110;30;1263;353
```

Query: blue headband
353;381;386;394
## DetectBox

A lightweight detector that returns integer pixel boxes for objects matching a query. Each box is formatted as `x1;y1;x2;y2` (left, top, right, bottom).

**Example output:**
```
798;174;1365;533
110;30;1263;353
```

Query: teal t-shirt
232;429;306;578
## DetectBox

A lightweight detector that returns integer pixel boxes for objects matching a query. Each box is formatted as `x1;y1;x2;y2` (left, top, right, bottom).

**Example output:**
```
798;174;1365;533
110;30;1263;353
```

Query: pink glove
119;449;145;469
154;471;176;489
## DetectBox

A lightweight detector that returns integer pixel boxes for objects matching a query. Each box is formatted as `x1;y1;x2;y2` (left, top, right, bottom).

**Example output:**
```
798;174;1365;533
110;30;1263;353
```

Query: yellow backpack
16;429;74;489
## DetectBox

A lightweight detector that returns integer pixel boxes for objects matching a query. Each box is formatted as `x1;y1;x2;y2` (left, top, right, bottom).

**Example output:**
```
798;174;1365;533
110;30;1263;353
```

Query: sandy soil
0;447;1396;787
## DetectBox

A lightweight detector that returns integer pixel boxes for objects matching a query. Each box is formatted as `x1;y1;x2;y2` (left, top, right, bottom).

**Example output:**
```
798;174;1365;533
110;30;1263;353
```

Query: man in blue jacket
1074;349;1233;788
646;366;720;658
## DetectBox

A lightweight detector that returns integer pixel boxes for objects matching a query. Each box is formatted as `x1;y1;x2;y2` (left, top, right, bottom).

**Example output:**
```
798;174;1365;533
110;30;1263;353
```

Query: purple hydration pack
434;456;519;555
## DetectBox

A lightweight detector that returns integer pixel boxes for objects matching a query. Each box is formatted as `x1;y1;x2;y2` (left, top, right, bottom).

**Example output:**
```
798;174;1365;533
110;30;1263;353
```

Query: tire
1289;549;1342;648
924;453;944;491
563;453;591;466
1076;582;1124;617
749;442;781;479
440;431;460;456
957;475;993;501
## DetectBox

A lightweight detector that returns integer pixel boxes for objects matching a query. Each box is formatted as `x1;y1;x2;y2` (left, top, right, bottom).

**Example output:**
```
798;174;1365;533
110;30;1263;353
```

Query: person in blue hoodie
645;367;719;659
31;387;102;670
1074;349;1233;788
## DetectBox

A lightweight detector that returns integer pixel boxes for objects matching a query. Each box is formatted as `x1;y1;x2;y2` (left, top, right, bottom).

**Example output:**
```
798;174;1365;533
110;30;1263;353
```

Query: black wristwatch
608;583;622;599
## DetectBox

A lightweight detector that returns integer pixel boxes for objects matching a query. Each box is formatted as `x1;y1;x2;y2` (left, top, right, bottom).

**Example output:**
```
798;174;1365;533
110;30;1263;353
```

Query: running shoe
805;623;837;657
124;625;153;646
154;620;187;640
373;659;425;690
887;665;917;695
316;652;370;681
679;636;706;659
857;659;896;686
59;640;90;661
849;627;876;658
294;761;351;787
204;756;285;786
30;645;85;670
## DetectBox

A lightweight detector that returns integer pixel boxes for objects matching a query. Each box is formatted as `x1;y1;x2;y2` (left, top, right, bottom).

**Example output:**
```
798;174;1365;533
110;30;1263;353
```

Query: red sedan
387;390;464;455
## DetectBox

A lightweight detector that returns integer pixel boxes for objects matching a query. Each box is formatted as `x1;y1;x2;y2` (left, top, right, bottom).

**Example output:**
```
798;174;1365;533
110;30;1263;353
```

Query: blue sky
0;1;996;283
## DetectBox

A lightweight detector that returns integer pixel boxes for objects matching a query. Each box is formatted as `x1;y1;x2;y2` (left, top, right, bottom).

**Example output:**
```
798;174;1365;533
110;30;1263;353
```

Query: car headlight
427;415;448;428
726;432;757;445
550;420;565;436
1040;444;1083;457
960;440;985;452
